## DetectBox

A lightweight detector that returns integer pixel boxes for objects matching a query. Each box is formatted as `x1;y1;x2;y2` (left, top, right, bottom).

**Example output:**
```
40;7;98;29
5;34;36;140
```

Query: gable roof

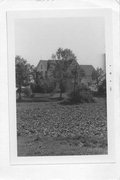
36;60;48;71
36;60;95;77
66;59;79;74
37;59;74;71
79;65;95;76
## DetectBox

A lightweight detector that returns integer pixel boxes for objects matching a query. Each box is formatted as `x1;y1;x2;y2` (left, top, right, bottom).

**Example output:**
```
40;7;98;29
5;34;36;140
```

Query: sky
15;17;105;69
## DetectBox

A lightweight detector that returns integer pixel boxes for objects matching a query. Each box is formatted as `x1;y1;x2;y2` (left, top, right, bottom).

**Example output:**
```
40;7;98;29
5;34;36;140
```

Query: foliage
98;79;106;96
54;59;68;98
32;85;43;93
33;71;42;86
92;67;104;87
32;71;45;93
45;80;56;93
33;76;56;93
52;47;77;61
51;48;78;98
92;67;106;96
23;87;32;97
69;84;94;103
15;55;35;100
71;65;85;94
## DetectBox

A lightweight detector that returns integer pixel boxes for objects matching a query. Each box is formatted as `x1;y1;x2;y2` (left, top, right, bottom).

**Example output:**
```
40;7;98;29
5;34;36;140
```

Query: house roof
79;65;95;76
37;59;73;71
66;60;79;74
36;60;95;77
36;60;48;71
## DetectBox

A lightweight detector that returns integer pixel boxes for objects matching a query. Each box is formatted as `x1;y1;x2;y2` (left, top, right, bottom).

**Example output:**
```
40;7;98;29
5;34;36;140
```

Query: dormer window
41;65;43;69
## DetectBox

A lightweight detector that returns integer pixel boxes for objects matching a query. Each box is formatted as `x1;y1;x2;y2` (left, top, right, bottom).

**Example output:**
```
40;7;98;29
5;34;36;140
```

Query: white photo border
7;8;115;165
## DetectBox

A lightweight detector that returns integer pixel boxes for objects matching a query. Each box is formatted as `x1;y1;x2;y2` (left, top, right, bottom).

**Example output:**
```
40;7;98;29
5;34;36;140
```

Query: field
17;97;107;156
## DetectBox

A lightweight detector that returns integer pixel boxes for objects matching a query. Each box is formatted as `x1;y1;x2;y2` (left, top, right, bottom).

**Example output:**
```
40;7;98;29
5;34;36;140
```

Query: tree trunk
59;80;63;99
60;90;62;99
73;79;76;96
73;73;77;96
18;85;22;100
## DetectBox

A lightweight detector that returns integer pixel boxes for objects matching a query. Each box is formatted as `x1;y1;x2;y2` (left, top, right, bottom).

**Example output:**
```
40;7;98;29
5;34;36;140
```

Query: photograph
15;17;107;156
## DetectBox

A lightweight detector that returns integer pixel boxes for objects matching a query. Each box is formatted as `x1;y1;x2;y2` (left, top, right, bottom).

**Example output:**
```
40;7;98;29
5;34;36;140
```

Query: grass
17;97;107;156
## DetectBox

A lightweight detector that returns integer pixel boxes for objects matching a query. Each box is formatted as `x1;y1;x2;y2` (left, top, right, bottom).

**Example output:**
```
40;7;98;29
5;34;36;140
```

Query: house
36;59;96;91
36;60;48;77
79;65;95;86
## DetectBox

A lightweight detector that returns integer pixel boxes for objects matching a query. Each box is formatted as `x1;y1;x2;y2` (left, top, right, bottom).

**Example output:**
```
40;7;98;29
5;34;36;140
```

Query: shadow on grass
59;98;96;105
32;134;107;149
17;97;64;103
17;97;96;105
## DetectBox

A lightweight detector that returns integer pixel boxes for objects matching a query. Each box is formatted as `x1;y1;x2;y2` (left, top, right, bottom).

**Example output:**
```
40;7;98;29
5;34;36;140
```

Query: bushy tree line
16;48;106;102
92;67;106;96
16;55;35;100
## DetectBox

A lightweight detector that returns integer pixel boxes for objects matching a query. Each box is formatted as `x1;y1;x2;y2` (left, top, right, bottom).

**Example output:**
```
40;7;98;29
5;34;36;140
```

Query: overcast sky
15;17;105;68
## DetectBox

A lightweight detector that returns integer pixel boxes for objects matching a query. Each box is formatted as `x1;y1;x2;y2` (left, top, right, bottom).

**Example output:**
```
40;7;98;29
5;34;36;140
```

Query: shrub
32;79;56;93
23;87;32;97
46;81;56;93
30;83;36;92
69;84;94;103
93;79;106;97
30;93;35;98
98;79;106;96
32;85;43;93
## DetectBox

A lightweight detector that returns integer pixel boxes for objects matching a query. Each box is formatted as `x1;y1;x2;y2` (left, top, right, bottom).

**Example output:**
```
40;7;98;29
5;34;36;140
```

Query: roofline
36;60;48;69
36;60;96;70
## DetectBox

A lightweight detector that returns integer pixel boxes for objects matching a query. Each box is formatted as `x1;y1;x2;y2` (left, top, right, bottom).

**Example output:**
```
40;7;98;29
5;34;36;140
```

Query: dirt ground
17;97;107;156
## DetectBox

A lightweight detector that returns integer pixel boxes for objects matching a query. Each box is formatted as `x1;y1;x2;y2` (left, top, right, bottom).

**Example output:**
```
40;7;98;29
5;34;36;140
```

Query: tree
92;67;105;88
51;48;77;62
98;78;106;96
71;65;85;95
15;55;34;100
54;60;67;99
51;53;56;60
52;48;77;99
92;67;106;96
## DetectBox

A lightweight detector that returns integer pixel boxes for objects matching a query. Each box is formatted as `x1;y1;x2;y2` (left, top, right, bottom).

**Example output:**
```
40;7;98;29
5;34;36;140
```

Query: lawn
17;97;107;156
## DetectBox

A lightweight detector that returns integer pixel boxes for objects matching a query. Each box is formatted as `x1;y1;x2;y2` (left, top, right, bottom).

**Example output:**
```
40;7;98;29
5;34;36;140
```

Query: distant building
36;59;96;91
36;60;48;77
79;65;95;86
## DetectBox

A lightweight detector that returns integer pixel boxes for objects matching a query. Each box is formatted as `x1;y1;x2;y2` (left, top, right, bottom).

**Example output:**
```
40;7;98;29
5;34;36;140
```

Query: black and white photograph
0;0;118;179
14;16;108;157
0;0;120;177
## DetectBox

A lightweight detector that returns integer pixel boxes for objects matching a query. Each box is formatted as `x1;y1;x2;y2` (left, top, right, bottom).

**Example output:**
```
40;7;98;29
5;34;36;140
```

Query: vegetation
71;64;85;95
69;84;94;103
51;48;77;99
92;67;105;87
23;86;32;97
16;49;106;101
92;67;106;96
16;55;35;100
98;78;106;96
17;98;107;156
51;47;77;61
16;50;107;156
